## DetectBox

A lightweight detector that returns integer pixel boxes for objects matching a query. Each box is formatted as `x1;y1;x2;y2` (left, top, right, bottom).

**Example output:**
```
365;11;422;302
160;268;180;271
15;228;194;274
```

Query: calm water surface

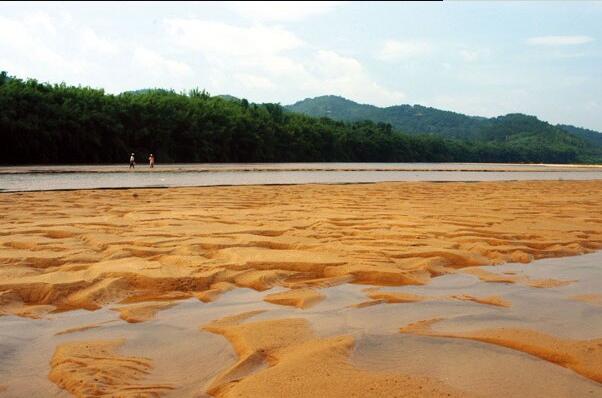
1;163;601;192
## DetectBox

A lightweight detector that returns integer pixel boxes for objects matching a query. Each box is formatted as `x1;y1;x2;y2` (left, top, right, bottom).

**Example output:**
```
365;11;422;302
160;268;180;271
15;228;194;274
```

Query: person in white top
129;153;135;169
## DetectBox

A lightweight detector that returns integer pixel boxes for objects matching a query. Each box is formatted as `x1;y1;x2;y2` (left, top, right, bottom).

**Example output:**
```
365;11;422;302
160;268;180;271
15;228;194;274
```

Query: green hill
286;95;488;139
286;96;602;146
558;124;602;147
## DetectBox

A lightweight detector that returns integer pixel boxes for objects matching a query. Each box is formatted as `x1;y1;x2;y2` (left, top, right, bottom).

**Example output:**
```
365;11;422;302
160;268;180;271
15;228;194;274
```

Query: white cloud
23;12;56;35
234;73;275;90
161;18;406;104
259;55;308;76
132;48;192;77
1;10;405;108
162;18;311;94
313;50;362;76
378;39;432;61
81;28;120;56
164;19;304;56
162;18;405;106
527;35;594;46
0;13;51;49
307;50;405;105
224;1;343;22
0;13;88;76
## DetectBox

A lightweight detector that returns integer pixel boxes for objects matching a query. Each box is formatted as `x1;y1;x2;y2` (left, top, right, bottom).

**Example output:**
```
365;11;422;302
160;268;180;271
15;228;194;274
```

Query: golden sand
1;181;601;317
461;267;576;288
350;299;387;308
194;281;236;303
365;288;428;303
1;180;602;396
362;288;511;307
450;294;511;307
400;319;602;383
203;311;469;397
263;288;325;309
49;339;173;397
527;278;576;288
54;320;118;336
569;293;602;306
112;302;176;323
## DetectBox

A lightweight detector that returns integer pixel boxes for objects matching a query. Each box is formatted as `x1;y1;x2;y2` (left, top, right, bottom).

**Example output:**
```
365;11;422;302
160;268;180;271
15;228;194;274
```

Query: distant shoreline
1;162;602;175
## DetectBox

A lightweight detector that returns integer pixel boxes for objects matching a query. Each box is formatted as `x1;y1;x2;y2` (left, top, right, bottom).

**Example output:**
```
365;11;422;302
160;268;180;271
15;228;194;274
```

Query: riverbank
2;162;602;174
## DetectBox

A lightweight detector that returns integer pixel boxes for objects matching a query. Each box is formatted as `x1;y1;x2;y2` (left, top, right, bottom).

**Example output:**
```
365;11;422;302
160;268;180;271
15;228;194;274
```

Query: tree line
1;72;599;165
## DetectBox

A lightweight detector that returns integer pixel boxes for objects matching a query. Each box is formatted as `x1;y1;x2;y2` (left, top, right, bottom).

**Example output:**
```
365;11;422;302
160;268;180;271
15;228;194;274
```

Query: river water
1;163;601;192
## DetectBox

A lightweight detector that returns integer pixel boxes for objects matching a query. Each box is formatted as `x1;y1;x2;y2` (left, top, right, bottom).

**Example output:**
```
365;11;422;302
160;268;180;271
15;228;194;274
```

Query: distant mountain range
285;95;602;147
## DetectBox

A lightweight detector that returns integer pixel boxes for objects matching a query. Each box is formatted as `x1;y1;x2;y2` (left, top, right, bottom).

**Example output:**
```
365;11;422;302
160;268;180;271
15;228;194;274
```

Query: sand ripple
1;180;602;316
49;339;174;397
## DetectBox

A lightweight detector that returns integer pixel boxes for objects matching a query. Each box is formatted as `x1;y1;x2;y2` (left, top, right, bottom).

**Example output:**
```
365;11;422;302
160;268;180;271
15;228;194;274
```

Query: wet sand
1;180;602;396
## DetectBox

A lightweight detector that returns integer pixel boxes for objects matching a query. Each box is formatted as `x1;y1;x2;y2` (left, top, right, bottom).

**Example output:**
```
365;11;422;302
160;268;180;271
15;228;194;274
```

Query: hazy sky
1;1;601;130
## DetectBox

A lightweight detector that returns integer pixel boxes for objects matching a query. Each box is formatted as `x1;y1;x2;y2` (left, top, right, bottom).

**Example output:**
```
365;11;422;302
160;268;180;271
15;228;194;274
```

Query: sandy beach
1;180;602;397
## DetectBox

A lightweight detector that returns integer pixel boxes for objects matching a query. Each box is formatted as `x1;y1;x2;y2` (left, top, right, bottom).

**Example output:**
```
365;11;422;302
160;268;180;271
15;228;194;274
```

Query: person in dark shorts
129;153;135;169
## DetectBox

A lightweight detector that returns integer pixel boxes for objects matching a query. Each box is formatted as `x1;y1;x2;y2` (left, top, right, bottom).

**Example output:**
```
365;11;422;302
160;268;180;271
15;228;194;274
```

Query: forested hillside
286;95;487;139
1;72;600;165
287;96;602;146
558;124;602;147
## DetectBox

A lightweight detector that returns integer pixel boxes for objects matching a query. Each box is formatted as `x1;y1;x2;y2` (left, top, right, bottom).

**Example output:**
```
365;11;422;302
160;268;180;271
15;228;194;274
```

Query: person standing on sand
149;154;155;168
129;153;135;169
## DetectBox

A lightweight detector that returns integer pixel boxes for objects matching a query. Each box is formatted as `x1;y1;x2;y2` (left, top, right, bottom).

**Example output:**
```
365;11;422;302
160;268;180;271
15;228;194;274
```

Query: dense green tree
0;73;600;165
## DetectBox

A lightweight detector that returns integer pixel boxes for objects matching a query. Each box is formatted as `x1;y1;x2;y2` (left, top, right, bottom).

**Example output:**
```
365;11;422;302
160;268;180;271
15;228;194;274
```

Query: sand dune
1;181;601;318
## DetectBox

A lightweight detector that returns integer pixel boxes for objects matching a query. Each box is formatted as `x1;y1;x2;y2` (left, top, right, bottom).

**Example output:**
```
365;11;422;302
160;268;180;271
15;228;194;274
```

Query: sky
1;1;601;130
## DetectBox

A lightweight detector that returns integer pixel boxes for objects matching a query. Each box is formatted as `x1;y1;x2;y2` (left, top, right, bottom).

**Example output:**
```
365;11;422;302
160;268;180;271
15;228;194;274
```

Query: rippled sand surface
1;180;602;397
